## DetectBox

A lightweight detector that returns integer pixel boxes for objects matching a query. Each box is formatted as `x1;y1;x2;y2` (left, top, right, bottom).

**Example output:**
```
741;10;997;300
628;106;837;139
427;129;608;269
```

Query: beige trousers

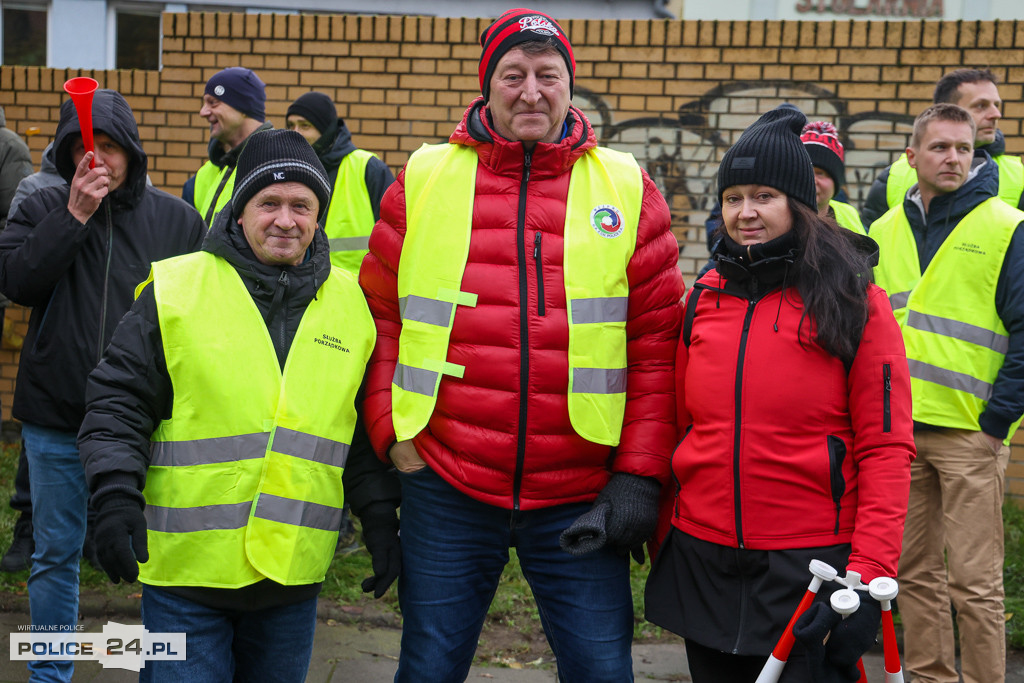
899;428;1009;683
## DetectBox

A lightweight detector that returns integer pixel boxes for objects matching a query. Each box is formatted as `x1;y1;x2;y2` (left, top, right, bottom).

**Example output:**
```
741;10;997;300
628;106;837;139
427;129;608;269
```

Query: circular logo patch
214;85;225;96
590;205;624;238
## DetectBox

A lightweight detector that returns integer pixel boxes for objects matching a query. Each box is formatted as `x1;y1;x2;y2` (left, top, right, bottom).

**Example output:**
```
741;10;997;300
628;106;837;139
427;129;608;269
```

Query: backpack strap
683;284;706;348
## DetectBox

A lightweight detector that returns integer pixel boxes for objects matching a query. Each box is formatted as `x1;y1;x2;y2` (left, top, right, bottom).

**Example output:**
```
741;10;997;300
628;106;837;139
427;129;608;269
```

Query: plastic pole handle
754;560;838;683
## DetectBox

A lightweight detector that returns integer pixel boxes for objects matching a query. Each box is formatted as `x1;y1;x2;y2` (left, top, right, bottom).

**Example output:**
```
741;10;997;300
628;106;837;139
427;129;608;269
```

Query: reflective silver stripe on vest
570;297;629;324
329;236;371;252
146;501;252;533
908;359;994;401
271;427;350;469
907;310;1010;355
573;368;627;394
889;291;911;310
399;295;453;327
254;493;344;532
150;433;270;468
393;363;438;396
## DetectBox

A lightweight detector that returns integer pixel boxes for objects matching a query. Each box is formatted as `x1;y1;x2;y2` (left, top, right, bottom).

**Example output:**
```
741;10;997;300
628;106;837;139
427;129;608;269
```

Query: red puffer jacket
672;268;916;581
360;98;684;510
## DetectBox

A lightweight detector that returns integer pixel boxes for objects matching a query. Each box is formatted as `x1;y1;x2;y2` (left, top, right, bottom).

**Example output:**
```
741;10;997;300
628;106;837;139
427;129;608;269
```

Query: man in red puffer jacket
358;8;683;682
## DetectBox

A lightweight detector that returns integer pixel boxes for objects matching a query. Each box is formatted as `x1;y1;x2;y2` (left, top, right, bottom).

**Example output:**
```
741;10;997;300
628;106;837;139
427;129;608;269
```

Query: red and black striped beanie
479;8;575;101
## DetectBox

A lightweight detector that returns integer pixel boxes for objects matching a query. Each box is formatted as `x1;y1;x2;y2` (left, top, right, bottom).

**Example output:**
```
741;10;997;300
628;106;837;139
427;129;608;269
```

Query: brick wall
1;14;1023;495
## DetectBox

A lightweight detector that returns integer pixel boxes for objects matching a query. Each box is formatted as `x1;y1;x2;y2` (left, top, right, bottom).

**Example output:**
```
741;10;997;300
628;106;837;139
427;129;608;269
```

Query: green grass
0;441;1020;648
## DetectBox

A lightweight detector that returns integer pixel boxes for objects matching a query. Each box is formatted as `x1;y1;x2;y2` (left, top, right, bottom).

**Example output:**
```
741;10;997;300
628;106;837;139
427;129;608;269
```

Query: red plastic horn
63;77;98;169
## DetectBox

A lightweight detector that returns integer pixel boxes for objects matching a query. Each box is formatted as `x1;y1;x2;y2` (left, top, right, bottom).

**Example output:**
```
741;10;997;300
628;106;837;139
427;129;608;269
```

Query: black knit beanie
800;121;846;193
286;92;337;137
718;105;817;211
479;8;575;101
230;129;333;222
204;67;266;122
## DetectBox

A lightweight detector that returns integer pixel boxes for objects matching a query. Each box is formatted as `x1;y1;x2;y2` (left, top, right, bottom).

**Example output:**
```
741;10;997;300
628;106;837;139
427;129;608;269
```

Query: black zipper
533;231;545;317
512;148;532;511
276;271;290;361
732;298;757;549
732;546;750;654
883;363;892;433
96;201;114;363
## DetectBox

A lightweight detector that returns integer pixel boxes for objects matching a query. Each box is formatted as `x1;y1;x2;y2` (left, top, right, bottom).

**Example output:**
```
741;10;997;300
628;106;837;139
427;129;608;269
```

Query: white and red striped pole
869;577;904;683
754;559;838;683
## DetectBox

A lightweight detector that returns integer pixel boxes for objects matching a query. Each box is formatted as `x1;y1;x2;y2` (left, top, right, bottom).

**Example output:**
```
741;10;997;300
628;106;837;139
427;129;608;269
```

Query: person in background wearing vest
78;129;400;682
872;103;1024;683
359;8;683;681
800;120;867;235
190;67;271;226
285;91;395;275
0;88;206;683
862;68;1024;228
644;105;914;682
285;91;396;555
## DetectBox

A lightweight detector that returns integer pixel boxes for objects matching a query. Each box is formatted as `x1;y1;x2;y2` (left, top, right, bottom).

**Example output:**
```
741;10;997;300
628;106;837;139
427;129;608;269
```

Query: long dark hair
787;198;872;366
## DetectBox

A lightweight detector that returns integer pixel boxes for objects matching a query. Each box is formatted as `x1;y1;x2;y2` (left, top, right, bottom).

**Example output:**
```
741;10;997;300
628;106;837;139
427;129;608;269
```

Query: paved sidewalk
0;592;1003;682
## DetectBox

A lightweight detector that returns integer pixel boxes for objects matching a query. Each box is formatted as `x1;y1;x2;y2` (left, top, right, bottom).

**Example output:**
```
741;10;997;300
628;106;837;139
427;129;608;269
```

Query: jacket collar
449;97;596;178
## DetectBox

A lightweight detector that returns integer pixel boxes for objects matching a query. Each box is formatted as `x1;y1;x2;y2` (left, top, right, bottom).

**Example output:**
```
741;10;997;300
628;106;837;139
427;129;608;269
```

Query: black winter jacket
78;205;399;609
0;89;206;432
898;156;1024;439
314;118;394;223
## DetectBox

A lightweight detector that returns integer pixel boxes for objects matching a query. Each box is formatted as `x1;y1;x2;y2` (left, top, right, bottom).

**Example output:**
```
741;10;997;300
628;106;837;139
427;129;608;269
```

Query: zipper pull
533;232;541;259
884;365;892;391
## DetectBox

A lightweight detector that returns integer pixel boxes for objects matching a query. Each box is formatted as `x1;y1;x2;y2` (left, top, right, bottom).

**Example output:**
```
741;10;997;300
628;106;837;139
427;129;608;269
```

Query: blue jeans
395;467;634;683
140;586;318;682
23;423;88;683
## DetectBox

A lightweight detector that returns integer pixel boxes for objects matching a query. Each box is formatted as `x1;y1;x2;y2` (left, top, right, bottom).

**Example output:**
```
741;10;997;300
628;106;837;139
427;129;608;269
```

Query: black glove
92;491;148;584
358;504;401;599
559;473;660;562
793;595;881;683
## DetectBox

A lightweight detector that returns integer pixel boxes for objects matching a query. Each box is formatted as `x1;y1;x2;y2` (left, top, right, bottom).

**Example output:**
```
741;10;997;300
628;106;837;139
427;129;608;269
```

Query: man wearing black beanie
285;92;394;276
78;129;399;680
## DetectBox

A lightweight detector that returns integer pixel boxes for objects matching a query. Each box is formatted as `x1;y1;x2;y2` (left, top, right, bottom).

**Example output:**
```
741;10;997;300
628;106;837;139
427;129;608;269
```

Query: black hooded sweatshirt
0;89;206;432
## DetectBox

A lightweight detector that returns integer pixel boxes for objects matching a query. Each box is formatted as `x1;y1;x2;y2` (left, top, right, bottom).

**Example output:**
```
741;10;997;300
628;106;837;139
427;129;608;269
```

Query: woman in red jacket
644;105;916;682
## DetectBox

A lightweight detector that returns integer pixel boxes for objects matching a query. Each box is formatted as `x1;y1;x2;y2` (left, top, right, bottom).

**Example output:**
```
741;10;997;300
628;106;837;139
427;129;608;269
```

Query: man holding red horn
0;87;205;682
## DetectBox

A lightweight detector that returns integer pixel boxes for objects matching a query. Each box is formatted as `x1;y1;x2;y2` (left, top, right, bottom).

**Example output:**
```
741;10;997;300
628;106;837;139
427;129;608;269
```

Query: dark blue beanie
205;67;266;122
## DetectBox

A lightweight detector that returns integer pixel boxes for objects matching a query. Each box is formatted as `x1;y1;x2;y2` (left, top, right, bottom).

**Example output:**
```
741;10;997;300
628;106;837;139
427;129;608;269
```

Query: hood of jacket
53;90;147;209
40;141;57;175
449;96;596;178
316;118;356;174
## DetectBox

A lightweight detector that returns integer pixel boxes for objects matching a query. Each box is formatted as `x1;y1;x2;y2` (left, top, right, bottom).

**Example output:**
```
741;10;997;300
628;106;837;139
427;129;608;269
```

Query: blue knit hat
205;67;266;122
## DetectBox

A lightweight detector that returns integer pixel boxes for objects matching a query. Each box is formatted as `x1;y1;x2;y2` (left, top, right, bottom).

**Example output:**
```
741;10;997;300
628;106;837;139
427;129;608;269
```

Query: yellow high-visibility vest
872;197;1024;439
393;143;642;446
324;149;376;275
829;199;866;235
885;152;1024;210
140;252;375;587
193;160;235;227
